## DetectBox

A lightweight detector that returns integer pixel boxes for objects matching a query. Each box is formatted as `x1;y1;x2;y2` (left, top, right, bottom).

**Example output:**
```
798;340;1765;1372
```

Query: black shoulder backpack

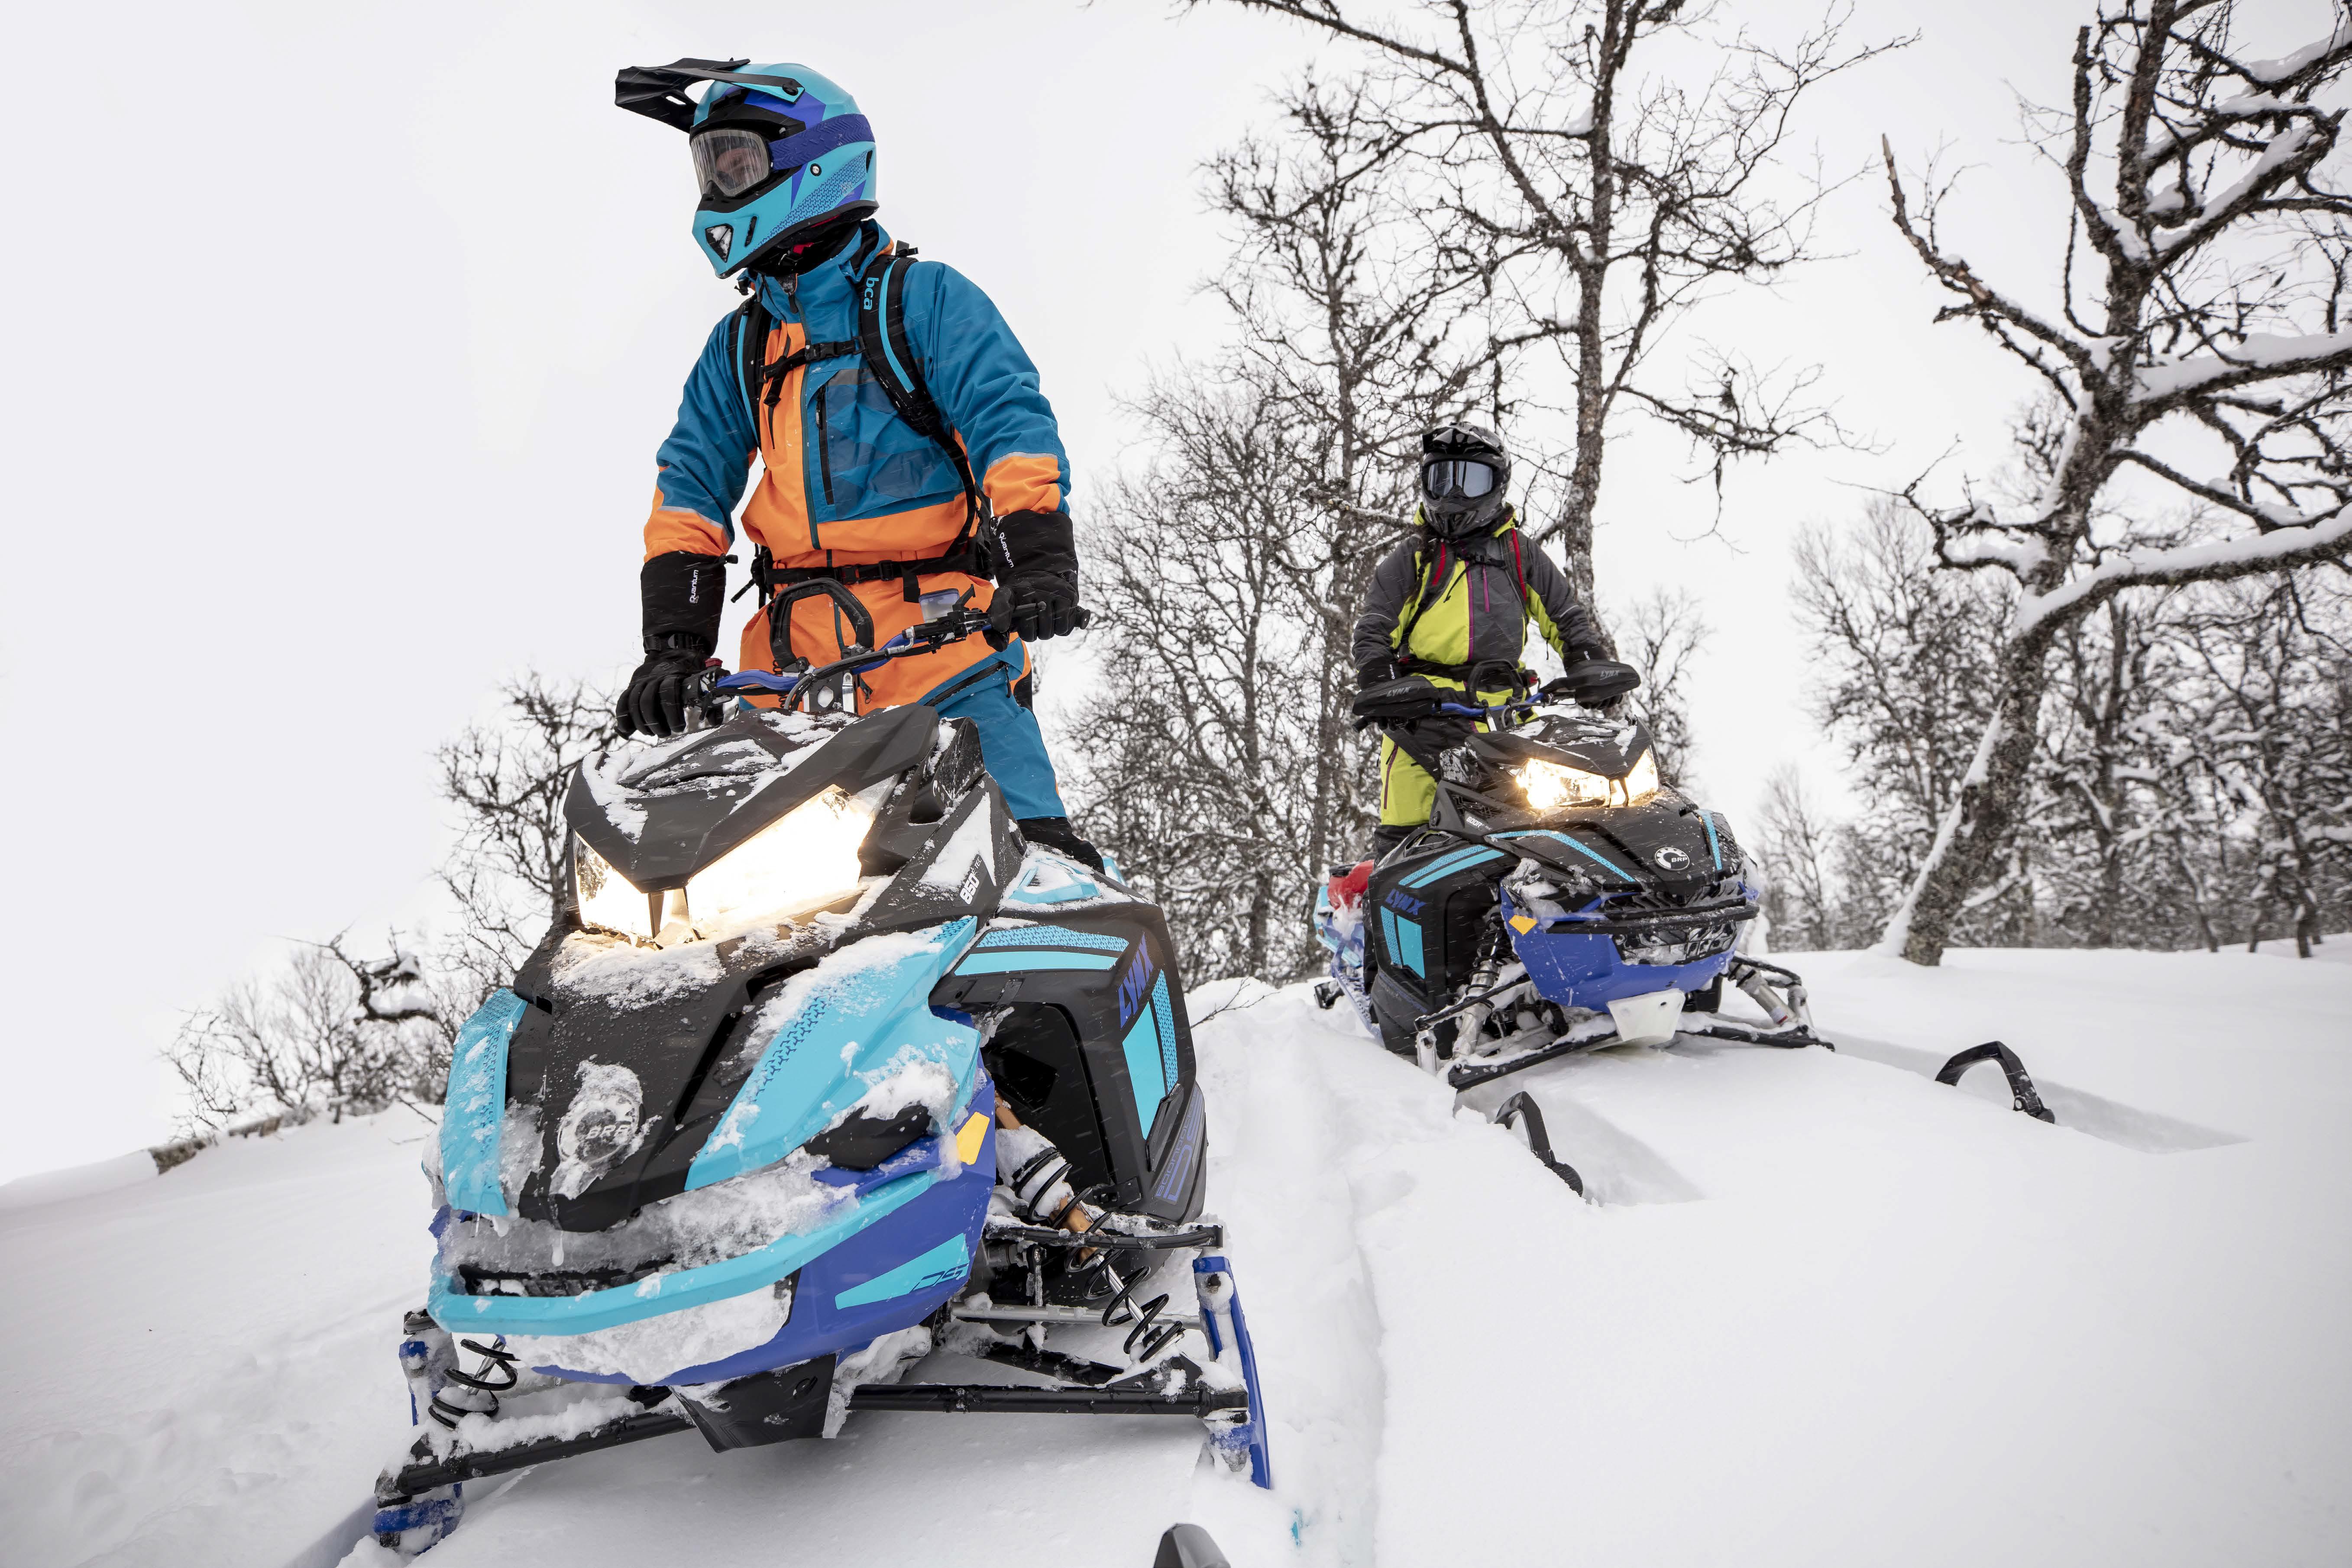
731;240;1000;653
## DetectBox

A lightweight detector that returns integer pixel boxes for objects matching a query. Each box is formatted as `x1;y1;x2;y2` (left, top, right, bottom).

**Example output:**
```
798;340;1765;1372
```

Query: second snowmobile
1315;662;1825;1106
372;597;1270;1553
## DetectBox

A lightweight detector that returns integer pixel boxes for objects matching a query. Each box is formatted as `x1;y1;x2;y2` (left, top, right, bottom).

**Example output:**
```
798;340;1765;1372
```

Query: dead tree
1194;0;1892;609
1880;0;2352;963
434;672;615;988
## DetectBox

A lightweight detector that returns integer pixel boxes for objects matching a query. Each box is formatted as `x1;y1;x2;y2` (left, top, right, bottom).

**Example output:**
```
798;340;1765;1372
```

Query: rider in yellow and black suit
1350;425;1612;859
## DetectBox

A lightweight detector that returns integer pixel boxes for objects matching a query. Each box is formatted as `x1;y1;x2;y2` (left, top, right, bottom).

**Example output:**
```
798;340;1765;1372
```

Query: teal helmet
616;58;878;277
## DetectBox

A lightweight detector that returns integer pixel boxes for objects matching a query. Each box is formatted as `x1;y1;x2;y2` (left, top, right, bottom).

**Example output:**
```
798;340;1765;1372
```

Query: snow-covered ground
6;943;2346;1567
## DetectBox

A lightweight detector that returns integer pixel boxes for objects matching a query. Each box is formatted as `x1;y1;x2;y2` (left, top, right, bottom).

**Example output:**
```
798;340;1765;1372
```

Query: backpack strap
1393;535;1449;660
857;248;988;556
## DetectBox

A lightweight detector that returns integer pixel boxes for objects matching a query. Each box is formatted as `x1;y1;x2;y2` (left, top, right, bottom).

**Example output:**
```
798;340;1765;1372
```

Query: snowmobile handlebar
702;605;998;714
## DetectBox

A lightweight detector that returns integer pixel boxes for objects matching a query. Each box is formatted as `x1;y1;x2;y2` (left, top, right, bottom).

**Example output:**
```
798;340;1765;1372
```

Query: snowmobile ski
1489;1092;1583;1193
1935;1040;2057;1124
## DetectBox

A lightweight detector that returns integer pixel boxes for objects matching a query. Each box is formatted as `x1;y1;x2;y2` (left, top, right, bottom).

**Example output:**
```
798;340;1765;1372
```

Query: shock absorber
428;1338;522;1429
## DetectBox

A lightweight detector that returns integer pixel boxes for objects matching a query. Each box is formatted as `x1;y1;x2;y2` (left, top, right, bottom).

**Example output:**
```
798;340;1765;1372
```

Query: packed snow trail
3;945;2347;1566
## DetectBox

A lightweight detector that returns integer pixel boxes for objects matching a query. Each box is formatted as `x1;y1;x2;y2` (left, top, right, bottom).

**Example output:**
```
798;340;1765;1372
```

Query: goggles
691;126;781;198
1422;459;1500;501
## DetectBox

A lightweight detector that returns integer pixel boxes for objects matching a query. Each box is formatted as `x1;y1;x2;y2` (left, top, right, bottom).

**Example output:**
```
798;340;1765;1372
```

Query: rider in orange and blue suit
613;58;1097;866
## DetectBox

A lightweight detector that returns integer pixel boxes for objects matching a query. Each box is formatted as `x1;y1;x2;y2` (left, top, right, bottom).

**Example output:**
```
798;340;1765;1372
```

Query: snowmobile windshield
1423;459;1499;501
691;126;777;197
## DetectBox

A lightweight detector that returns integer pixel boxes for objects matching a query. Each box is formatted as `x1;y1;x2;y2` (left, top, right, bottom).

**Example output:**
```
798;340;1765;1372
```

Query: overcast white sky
2;0;2332;1183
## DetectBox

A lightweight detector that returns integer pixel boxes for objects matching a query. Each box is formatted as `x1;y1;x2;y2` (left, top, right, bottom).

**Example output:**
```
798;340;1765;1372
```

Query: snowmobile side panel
685;917;981;1191
440;989;528;1216
935;907;1203;1221
1365;843;1511;999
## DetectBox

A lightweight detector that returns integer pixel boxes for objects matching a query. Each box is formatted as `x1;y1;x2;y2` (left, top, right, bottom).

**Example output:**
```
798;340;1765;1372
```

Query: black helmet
1418;423;1511;539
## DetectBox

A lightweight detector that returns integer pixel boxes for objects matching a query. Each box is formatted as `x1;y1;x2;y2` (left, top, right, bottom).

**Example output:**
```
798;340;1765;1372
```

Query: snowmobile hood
1467;708;1652;779
566;703;937;891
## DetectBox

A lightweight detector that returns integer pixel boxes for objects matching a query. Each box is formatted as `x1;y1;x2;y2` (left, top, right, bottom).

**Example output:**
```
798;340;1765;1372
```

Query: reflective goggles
1422;459;1500;500
691;126;778;198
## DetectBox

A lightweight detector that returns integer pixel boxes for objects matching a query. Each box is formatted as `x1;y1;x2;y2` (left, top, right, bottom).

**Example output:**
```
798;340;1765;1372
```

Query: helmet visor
1422;459;1500;501
691;127;775;198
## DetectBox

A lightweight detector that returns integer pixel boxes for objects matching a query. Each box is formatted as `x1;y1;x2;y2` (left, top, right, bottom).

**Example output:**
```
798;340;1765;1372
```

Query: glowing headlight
574;786;877;943
576;836;661;942
1516;748;1662;810
686;786;874;926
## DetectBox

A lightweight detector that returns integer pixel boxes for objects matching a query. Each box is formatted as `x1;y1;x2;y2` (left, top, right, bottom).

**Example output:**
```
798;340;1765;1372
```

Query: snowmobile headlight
576;836;659;942
1517;748;1661;810
684;786;875;926
573;786;876;944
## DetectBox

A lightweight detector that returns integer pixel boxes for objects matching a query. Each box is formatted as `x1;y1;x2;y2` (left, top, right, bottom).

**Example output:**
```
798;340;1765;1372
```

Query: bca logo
1654;847;1690;870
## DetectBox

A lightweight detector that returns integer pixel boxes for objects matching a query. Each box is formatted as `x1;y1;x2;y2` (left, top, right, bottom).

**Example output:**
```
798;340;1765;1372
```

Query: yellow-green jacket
1352;509;1604;678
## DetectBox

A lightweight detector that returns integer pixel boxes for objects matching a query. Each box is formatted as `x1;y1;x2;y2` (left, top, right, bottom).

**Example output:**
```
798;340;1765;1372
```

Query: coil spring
1099;1266;1185;1362
1004;1148;1191;1364
1006;1148;1090;1232
428;1337;520;1429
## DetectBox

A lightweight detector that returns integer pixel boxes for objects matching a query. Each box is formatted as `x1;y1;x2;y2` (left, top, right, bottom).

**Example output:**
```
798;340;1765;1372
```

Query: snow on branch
2019;510;2352;633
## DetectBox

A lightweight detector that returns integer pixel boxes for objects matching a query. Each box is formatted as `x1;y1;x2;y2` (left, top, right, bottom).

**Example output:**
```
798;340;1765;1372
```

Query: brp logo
1654;847;1690;870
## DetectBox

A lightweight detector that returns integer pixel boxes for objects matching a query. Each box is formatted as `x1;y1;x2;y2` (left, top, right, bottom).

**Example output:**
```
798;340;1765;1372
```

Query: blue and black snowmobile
1315;659;1826;1182
372;598;1270;1554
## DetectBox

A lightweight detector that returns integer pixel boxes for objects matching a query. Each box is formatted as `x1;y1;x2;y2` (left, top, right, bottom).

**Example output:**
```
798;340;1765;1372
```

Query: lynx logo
1654;847;1691;871
704;224;734;259
1383;889;1426;917
1117;944;1157;1027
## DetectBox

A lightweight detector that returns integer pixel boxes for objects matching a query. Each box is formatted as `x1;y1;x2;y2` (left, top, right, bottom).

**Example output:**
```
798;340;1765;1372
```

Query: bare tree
1613;585;1711;786
435;672;616;989
1880;0;2352;962
1193;0;1893;609
1206;77;1488;888
1792;502;2016;936
1750;763;1846;951
2161;572;2352;954
1071;77;1486;976
164;934;454;1133
1074;380;1323;979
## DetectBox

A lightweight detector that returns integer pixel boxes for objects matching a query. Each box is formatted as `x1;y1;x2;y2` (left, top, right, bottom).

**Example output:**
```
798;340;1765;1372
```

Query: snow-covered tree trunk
1881;0;2352;963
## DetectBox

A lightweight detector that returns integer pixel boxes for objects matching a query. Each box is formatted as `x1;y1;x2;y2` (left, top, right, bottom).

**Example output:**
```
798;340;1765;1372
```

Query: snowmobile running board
383;1383;1247;1497
1444;1019;1826;1091
1935;1040;2058;1124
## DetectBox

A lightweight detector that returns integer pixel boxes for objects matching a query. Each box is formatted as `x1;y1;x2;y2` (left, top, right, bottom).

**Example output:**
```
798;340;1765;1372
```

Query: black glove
1356;656;1399;689
620;552;728;737
619;638;714;737
989;509;1089;643
1350;672;1446;726
1550;657;1642;706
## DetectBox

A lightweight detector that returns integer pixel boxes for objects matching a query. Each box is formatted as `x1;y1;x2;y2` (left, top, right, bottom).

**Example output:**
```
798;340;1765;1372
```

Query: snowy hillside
6;944;2346;1568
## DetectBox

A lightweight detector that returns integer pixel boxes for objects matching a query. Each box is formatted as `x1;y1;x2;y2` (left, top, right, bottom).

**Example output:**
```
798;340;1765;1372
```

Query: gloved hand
1350;671;1448;727
618;639;714;738
1549;657;1641;707
989;509;1090;643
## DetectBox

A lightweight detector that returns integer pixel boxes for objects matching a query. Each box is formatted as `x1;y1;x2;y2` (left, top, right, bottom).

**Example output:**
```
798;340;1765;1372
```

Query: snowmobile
1313;662;1826;1177
371;591;1271;1554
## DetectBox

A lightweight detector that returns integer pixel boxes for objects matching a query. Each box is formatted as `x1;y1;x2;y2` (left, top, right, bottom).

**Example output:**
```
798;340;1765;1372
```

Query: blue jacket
643;221;1071;571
